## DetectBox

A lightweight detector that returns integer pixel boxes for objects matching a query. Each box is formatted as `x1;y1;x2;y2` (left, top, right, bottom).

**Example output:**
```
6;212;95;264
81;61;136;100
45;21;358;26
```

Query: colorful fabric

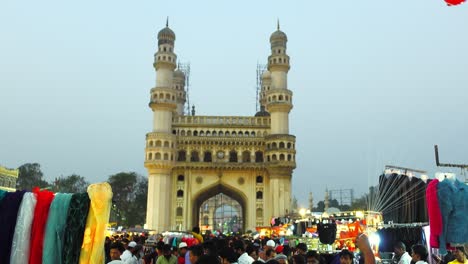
438;179;468;254
426;179;442;247
62;192;90;264
10;192;37;264
79;182;113;264
42;193;73;264
0;190;26;263
29;188;55;264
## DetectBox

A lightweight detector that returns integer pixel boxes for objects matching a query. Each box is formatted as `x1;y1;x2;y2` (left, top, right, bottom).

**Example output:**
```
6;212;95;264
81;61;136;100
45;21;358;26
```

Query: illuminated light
299;208;306;217
369;233;380;246
355;211;364;218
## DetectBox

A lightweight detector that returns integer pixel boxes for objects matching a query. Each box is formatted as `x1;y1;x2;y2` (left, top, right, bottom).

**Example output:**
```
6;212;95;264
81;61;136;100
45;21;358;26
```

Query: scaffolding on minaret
256;63;267;112
178;62;191;115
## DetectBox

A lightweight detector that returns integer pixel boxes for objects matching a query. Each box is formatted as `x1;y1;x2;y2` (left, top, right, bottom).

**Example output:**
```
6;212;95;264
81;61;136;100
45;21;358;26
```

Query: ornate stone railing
172;116;270;127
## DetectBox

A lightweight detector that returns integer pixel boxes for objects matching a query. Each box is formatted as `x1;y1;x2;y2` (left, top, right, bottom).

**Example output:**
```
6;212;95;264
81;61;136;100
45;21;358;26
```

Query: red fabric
445;0;465;6
29;187;55;264
178;256;185;264
275;245;284;253
426;180;442;247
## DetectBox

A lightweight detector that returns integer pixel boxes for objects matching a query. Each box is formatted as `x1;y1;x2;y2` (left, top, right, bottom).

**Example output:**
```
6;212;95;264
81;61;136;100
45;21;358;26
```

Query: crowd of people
103;227;466;264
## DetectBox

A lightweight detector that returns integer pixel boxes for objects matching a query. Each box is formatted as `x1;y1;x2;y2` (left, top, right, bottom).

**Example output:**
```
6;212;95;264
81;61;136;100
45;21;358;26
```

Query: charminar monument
145;20;296;233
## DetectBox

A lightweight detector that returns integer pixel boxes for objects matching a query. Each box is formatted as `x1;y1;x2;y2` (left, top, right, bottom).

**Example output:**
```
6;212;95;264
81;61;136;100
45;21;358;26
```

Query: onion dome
255;106;270;117
261;70;271;79
158;18;175;46
270;20;287;48
174;69;185;79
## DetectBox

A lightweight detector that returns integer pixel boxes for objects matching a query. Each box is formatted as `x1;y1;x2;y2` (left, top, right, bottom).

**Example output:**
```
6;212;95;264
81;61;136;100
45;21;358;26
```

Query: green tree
54;174;89;193
126;176;148;227
16;163;49;190
108;172;138;226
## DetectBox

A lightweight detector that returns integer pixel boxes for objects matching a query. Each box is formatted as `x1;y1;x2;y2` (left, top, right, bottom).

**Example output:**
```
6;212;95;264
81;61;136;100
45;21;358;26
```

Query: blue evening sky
1;0;467;207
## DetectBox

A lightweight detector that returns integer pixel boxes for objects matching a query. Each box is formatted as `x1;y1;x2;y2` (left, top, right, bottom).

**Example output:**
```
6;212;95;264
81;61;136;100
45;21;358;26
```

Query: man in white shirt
234;240;254;264
393;242;412;264
121;241;137;262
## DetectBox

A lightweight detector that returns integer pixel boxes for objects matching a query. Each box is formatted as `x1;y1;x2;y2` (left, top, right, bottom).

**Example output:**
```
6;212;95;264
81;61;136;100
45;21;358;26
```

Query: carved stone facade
145;23;295;232
0;165;18;192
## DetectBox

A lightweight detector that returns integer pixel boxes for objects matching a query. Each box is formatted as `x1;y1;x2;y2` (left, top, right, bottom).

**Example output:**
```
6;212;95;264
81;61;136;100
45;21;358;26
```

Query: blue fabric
0;189;7;202
42;193;73;264
437;179;468;254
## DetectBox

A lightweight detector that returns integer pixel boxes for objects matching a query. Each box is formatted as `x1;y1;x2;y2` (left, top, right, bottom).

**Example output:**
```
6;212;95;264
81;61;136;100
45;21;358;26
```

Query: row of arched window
147;152;174;161
152;92;176;102
267;94;291;103
266;153;295;162
158;46;173;52
173;129;266;137
148;140;174;148
269;57;289;64
177;150;264;163
266;141;295;149
156;54;175;63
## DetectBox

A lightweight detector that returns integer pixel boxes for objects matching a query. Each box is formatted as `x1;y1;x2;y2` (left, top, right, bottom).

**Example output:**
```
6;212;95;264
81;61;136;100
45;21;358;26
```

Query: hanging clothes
0;190;26;263
0;189;7;201
379;173;429;223
62;192;90;264
437;178;468;255
426;179;442;248
42;193;73;264
377;226;426;253
29;188;55;264
10;192;37;264
317;222;337;245
78;182;113;264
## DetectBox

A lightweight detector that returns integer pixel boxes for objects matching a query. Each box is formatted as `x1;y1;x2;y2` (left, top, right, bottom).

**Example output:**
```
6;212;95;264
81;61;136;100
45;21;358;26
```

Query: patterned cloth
79;182;113;264
62;192;90;264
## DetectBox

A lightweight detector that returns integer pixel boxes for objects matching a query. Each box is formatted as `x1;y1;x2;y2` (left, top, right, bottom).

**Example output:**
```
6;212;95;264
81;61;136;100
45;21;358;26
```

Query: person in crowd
393;242;411;264
356;234;375;264
275;254;289;264
121;241;137;262
125;244;143;264
305;251;322;264
296;243;308;260
292;255;306;264
178;242;188;264
220;247;239;264
188;245;205;264
195;254;221;264
411;245;428;264
247;244;260;262
192;226;204;244
339;250;354;264
108;242;125;263
448;247;468;264
265;248;277;262
156;244;177;264
203;240;218;256
234;239;255;264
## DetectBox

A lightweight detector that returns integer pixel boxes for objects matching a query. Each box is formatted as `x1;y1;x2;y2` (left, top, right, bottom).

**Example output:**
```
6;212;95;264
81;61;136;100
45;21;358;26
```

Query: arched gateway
144;22;296;233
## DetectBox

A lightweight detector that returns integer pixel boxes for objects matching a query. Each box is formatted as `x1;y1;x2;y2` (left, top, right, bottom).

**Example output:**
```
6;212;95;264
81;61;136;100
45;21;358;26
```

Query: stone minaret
145;19;178;231
265;21;296;217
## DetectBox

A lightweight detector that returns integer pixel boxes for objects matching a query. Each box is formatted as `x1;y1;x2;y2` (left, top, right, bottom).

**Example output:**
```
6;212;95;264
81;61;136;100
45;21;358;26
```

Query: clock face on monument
217;151;225;159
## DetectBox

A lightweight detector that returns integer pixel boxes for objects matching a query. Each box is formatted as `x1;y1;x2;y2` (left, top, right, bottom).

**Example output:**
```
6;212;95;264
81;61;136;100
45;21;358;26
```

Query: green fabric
42;193;73;264
0;189;7;202
61;192;90;264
